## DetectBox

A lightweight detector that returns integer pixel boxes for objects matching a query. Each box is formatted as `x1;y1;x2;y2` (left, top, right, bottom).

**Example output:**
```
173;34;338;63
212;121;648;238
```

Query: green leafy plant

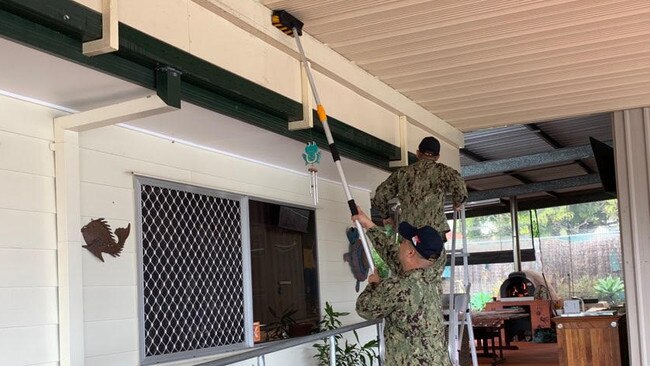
594;276;625;305
266;306;298;340
371;249;390;279
313;302;379;366
470;292;493;311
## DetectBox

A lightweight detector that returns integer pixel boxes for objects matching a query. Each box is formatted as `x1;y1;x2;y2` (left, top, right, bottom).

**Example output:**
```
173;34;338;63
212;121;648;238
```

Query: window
520;200;623;302
135;177;252;364
249;200;319;342
450;200;624;309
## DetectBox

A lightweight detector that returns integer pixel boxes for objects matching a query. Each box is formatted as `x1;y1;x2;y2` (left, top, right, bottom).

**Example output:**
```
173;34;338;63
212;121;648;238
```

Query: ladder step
450;253;470;257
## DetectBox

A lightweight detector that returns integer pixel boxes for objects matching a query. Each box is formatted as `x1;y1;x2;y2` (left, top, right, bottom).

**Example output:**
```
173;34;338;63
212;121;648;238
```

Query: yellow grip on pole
316;104;327;122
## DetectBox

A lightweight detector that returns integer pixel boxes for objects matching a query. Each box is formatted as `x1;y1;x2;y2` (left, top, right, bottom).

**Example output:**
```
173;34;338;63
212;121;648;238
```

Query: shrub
470;292;493;311
313;302;379;366
594;276;625;304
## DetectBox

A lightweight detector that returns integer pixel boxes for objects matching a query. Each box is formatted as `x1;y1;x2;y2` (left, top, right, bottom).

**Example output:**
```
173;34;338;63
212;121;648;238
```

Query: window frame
134;175;253;365
247;198;321;339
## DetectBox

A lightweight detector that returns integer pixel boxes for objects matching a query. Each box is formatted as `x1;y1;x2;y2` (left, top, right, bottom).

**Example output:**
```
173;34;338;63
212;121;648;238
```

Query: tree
465;213;511;240
465;199;618;240
533;200;618;236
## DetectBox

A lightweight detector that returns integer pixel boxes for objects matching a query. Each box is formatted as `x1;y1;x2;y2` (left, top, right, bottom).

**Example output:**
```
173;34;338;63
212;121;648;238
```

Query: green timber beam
0;0;402;170
155;67;182;109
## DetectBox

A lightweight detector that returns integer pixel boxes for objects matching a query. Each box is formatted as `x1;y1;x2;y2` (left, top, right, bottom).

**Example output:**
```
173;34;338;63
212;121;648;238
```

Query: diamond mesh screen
139;183;247;358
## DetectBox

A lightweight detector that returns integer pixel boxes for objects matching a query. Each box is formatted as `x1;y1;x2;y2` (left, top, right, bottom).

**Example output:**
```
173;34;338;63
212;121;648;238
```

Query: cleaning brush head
271;10;303;36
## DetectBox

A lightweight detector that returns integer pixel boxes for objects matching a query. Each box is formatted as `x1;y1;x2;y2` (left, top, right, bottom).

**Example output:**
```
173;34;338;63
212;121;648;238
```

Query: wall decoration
302;141;321;205
81;218;130;262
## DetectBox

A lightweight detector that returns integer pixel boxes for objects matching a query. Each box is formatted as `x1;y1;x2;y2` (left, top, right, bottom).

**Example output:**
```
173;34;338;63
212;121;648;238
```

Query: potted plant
594;276;625;305
312;302;379;366
266;306;298;340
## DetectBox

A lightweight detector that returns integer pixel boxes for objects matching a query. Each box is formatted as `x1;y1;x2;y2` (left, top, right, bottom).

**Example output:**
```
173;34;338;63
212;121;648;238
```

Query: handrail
195;319;383;366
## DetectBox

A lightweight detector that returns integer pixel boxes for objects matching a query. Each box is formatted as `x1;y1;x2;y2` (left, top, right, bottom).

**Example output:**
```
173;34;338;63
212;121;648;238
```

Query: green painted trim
408;152;417;165
118;22;303;122
386;153;418;171
312;111;400;159
183;83;392;169
0;0;101;41
0;0;402;170
0;7;155;88
156;67;182;109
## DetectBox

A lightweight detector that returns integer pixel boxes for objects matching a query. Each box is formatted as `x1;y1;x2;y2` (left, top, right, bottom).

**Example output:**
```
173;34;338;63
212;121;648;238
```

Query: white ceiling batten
192;0;464;147
260;0;650;131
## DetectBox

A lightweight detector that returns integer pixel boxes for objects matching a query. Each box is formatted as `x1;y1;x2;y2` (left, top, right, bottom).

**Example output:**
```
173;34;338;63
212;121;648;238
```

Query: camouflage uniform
356;226;452;366
372;159;468;236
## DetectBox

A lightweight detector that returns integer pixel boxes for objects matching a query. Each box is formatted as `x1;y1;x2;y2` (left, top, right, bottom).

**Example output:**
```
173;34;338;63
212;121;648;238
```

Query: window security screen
136;177;252;363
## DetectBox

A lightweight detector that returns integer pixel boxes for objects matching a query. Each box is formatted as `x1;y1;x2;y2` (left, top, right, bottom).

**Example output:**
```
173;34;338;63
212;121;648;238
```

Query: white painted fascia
191;0;464;148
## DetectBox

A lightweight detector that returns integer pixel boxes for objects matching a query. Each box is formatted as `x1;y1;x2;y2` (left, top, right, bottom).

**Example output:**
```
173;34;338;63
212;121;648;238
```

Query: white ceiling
0;37;387;190
261;0;650;131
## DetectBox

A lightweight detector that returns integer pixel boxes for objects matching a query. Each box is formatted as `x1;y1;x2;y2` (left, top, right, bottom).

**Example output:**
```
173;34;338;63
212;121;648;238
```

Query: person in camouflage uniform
372;136;468;237
353;208;452;366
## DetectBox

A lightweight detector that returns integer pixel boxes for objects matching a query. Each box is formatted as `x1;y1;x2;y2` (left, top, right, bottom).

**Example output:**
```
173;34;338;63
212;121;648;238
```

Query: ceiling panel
261;0;650;131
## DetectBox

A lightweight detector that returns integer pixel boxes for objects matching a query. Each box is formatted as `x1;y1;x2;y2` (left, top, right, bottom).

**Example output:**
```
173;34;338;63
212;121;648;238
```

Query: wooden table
484;299;554;330
472;310;530;364
552;314;628;366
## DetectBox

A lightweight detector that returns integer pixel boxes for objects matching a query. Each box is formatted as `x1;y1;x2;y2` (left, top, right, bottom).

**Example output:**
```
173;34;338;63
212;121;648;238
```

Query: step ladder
447;206;478;366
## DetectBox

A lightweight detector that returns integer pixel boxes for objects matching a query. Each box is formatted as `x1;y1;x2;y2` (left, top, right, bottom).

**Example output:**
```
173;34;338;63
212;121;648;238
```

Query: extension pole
292;28;376;274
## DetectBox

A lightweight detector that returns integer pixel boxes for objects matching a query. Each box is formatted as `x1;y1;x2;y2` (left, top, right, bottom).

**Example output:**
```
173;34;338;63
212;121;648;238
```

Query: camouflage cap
418;136;440;155
398;222;444;259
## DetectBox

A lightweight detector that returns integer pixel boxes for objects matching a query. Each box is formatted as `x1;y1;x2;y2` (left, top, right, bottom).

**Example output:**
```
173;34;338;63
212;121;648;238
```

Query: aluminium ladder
390;199;478;365
447;205;478;366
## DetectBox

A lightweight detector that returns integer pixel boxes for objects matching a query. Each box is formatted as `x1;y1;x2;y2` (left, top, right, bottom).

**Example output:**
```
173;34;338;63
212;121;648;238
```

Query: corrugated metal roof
535;114;613;147
461;114;613;211
463;125;553;161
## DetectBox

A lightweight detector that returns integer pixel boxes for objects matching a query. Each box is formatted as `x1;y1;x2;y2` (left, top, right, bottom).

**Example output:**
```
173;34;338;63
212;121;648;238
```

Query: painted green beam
183;83;394;169
156;67;182;109
0;6;155;87
0;0;402;170
0;0;300;119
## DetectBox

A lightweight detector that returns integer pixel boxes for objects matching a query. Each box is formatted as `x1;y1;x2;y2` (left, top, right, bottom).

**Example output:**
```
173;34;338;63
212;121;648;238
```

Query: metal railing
195;319;385;366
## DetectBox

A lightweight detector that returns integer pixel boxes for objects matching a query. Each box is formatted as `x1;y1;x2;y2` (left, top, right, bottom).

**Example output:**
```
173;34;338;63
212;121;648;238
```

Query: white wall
0;93;380;365
77;121;376;365
0;95;60;366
